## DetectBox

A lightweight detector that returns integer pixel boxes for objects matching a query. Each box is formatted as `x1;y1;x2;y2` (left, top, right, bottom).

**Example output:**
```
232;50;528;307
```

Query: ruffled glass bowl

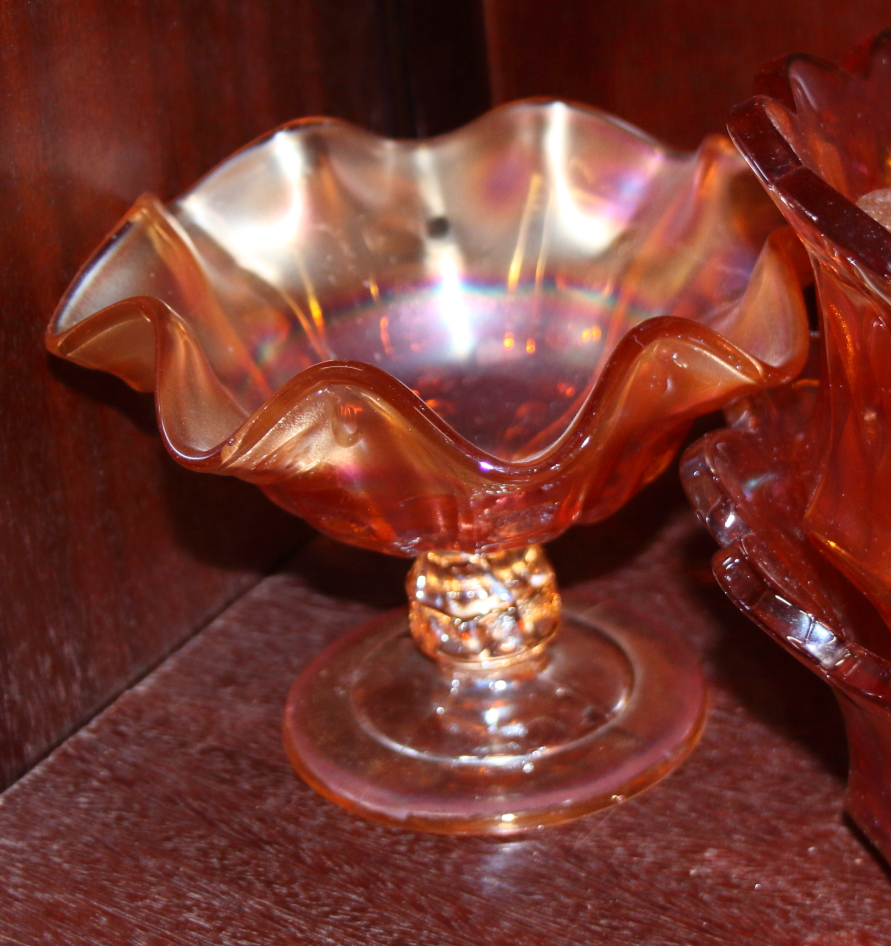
684;32;891;862
48;100;808;834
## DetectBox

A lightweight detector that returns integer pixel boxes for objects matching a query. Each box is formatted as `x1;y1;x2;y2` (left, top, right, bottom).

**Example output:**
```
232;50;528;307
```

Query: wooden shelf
2;480;887;945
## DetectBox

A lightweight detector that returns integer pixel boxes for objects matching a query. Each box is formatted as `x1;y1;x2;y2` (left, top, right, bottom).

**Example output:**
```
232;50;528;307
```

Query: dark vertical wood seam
374;0;417;137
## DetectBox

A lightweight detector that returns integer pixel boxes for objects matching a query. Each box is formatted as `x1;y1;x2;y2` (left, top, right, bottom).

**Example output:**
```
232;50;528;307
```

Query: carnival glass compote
47;101;808;833
683;32;891;862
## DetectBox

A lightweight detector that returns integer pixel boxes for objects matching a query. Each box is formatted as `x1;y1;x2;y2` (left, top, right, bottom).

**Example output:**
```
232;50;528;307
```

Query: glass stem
406;544;561;670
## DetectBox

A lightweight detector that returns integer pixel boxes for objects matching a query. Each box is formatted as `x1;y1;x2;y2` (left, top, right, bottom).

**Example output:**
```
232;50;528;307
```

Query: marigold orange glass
685;31;891;863
48;101;808;833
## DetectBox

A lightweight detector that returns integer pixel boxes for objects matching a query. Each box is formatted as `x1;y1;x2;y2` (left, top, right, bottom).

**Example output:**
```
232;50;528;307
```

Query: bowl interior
169;103;768;460
56;102;775;463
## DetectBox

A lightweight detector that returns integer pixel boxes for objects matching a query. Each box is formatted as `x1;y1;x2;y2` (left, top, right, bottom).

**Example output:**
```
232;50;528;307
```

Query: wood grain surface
1;476;888;945
484;0;891;150
0;0;489;790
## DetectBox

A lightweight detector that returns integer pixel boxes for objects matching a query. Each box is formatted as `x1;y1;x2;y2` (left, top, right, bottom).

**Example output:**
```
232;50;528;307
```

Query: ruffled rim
46;100;809;521
47;217;808;481
728;29;891;283
682;392;891;710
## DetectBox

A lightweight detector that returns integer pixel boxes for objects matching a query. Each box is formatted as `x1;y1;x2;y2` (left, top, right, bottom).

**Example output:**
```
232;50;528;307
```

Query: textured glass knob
407;545;560;667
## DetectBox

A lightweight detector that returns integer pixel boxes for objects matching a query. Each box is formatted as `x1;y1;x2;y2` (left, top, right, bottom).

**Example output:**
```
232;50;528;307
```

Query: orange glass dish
48;101;808;833
683;32;891;862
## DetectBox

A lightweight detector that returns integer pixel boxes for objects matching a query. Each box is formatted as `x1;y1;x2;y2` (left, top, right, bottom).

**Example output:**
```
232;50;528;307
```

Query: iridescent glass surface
48;101;809;833
683;32;891;862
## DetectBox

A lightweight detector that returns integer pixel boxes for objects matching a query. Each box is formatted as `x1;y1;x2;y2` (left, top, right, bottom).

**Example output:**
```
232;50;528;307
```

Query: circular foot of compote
283;599;707;835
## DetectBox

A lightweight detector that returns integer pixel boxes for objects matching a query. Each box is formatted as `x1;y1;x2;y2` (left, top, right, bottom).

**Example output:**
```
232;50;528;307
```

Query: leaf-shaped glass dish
48;100;808;834
684;31;891;862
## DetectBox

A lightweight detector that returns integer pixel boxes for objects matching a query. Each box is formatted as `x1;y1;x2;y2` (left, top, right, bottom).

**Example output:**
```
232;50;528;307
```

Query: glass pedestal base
283;600;707;834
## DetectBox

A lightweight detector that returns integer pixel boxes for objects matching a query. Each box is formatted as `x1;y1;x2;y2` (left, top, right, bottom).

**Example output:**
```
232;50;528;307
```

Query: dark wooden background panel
397;0;492;138
0;0;490;791
0;0;328;791
314;0;492;139
483;0;891;150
